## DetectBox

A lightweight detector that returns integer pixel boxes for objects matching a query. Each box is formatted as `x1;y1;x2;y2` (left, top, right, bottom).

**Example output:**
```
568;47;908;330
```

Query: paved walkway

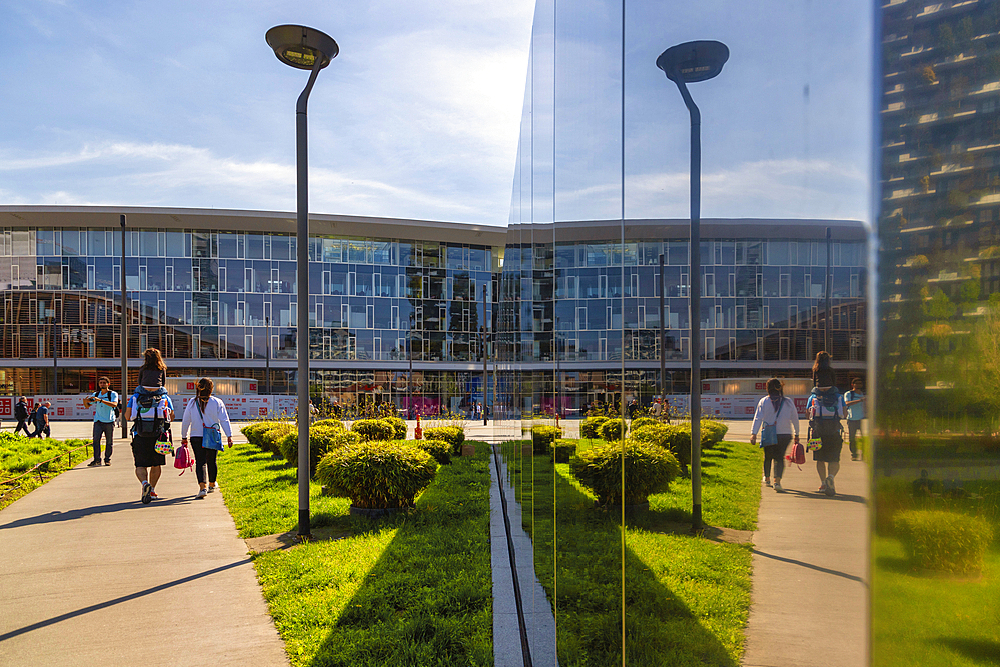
0;423;287;667
736;419;869;667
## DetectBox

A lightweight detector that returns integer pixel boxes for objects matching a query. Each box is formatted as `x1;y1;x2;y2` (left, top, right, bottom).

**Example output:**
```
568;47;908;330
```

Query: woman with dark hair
808;350;847;495
180;378;233;500
750;378;800;493
812;350;836;388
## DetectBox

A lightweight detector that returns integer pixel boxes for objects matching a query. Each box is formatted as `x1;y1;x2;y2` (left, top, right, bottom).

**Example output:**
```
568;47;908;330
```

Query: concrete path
741;426;869;667
0;426;287;667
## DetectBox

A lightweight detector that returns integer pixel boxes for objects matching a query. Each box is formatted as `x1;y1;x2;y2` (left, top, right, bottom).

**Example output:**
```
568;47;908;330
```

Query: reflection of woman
750;378;799;493
180;378;233;500
809;351;846;496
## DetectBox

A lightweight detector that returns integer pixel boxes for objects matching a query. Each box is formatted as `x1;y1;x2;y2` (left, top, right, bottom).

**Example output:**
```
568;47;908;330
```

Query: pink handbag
174;443;194;475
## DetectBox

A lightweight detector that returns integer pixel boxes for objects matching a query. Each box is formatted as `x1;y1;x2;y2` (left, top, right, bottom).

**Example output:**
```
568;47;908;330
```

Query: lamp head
265;25;339;70
656;40;729;83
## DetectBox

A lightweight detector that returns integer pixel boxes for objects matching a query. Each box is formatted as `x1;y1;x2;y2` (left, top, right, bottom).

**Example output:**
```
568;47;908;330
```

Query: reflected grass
503;439;755;665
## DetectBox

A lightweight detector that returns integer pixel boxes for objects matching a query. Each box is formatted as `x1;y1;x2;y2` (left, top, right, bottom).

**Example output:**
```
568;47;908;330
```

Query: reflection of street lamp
265;316;271;396
120;214;128;438
482;284;488;426
266;24;339;540
657;40;729;531
408;311;414;417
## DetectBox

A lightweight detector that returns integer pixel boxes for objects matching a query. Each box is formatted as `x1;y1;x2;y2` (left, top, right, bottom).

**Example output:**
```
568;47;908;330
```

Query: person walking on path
809;351;847;496
180;378;233;500
844;378;865;461
31;401;51;439
84;377;119;466
13;396;31;436
750;378;800;493
125;389;174;504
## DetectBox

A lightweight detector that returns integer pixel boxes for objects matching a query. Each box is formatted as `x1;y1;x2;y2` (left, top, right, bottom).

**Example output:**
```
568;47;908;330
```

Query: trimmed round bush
550;438;576;463
701;419;729;447
240;422;270;447
894;510;994;575
411;438;451;465
580;416;609;439
569;439;681;506
382;416;407;440
423;426;465;455
315;440;437;509
598;418;625;442
531;424;563;454
277;426;361;473
351;419;394;442
259;423;296;454
629;416;657;432
312;418;346;432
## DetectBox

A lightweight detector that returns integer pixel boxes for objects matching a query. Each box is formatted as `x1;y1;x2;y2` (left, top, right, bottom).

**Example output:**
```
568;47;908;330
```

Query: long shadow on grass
503;443;740;667
303;447;494;667
934;637;1000;665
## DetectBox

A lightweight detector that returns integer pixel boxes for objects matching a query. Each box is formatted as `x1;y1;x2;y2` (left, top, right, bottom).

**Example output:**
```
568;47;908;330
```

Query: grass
0;434;91;510
218;441;493;667
873;478;1000;665
502;439;758;666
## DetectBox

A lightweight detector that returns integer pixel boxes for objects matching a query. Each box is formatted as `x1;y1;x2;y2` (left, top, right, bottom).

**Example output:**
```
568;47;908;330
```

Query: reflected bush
315;440;437;509
893;509;994;575
629;416;657;431
580;416;609;439
598;418;625;442
569;439;681;506
550;438;576;463
531;424;563;454
382;416;408;440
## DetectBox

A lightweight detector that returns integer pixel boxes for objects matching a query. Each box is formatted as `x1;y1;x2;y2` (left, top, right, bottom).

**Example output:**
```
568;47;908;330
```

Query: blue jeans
93;421;115;462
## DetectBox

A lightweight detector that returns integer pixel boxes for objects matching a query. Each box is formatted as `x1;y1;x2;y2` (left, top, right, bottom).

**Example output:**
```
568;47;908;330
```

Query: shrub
240;422;272;447
550;438;576;463
423;426;465;455
259;423;296;454
569;439;681;506
351;419;394;442
277;427;360;473
382;416;407;440
580;416;609;439
598;418;625;442
312;418;346;432
629;416;657;432
531;424;563;454
315;441;437;509
701;419;729;447
893;510;994;575
411;439;451;465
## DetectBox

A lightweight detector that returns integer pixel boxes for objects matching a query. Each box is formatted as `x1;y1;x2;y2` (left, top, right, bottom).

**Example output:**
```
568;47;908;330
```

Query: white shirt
181;396;233;438
751;395;799;437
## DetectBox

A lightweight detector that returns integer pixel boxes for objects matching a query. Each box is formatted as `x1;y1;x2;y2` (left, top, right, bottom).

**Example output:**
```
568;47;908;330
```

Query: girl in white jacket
750;378;800;493
180;378;234;499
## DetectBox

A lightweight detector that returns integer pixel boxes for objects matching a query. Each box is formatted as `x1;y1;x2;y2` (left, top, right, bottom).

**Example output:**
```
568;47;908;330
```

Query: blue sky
0;1;872;226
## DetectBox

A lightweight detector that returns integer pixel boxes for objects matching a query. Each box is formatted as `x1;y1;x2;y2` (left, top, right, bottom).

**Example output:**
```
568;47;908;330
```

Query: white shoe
207;485;217;493
773;480;784;493
196;489;208;499
763;476;771;487
825;476;836;496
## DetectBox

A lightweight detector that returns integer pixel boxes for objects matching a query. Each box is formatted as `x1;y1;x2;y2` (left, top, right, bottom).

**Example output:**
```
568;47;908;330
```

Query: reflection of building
878;0;1000;428
498;219;867;415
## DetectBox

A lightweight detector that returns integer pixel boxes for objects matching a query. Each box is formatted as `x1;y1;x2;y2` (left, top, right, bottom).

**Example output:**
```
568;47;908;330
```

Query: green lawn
502;439;758;666
217;441;493;667
0;435;91;510
872;478;1000;666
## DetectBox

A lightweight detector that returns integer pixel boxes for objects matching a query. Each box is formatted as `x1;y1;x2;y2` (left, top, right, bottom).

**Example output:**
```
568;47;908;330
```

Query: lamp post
265;315;271;397
659;252;666;414
482;284;488;426
657;40;729;531
266;24;339;540
120;214;128;439
408;311;414;418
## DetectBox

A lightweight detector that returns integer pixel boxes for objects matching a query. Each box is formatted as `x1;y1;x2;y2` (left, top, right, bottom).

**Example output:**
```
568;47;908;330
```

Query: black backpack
14;401;28;421
93;391;121;419
131;393;166;439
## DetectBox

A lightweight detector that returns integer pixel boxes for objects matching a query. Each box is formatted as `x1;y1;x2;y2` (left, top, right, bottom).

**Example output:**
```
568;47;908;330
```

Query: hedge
598;418;625;442
382;416;408;440
411;439;451;465
531;424;563;455
351;419;395;442
315;440;437;509
894;510;994;575
569;439;681;506
580;416;609;439
550;438;576;463
423;426;465;455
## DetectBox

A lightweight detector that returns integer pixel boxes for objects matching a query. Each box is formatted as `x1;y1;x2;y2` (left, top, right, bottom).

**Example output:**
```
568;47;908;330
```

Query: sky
0;1;873;227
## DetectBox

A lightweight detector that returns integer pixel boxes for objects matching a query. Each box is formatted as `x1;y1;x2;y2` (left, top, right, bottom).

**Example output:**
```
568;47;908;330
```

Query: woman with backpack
750;378;800;493
809;351;847;496
180;378;233;500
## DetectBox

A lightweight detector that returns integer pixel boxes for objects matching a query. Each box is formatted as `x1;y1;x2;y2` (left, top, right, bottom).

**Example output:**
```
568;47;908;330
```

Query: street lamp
656;40;729;531
266;24;339;540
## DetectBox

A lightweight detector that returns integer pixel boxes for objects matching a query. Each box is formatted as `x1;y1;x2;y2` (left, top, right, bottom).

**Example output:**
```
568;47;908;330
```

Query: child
134;348;168;401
